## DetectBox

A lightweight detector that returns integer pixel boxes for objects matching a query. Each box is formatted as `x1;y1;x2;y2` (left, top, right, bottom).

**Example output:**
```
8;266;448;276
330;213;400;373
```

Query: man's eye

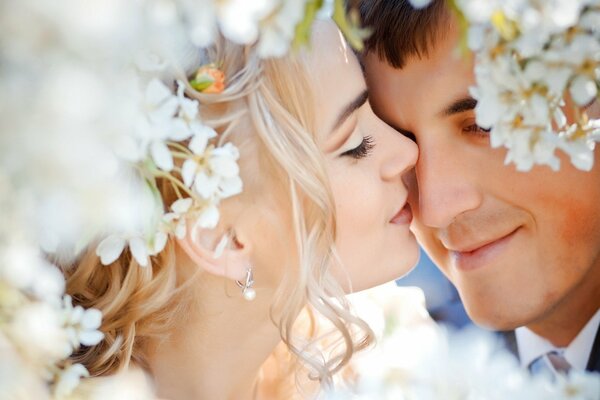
463;124;491;137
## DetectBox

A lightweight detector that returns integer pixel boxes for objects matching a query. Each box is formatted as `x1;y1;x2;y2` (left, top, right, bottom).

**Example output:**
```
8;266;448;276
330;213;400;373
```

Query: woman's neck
146;274;281;400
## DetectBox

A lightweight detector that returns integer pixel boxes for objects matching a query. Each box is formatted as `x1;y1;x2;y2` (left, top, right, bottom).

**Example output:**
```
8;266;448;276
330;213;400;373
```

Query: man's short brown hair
356;0;451;68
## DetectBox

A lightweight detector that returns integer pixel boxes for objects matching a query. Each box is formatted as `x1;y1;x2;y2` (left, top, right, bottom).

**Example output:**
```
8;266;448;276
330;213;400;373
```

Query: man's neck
526;266;600;347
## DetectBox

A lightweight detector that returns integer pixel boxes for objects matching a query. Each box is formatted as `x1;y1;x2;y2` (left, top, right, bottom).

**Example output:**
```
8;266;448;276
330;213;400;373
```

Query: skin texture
148;21;419;400
364;23;600;346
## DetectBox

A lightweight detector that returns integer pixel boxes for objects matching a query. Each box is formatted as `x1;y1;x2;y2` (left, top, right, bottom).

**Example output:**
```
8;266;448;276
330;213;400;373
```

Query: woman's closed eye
341;135;375;159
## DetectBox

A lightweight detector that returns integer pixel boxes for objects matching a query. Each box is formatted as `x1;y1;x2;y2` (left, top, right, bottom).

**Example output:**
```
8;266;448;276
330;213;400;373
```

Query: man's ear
177;222;252;282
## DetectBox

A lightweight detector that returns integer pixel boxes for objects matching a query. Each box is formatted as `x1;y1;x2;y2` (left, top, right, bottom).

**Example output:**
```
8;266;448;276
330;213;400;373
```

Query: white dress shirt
515;308;600;370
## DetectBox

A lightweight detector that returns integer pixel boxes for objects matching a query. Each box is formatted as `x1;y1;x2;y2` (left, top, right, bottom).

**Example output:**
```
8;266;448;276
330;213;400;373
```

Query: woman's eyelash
341;135;375;159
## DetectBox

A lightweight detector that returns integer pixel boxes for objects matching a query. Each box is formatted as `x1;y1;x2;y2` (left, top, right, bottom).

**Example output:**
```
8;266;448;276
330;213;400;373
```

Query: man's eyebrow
331;90;369;133
440;96;478;117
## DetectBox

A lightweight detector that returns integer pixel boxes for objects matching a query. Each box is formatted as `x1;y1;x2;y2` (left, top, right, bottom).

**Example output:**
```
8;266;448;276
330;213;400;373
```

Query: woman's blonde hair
61;35;374;392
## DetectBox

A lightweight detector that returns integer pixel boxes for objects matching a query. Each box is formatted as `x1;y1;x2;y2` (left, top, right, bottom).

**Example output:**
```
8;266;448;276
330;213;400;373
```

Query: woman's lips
450;228;520;271
390;203;412;225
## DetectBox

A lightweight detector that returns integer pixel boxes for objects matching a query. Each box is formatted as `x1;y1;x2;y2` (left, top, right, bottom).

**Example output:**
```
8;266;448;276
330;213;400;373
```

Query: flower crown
96;63;239;268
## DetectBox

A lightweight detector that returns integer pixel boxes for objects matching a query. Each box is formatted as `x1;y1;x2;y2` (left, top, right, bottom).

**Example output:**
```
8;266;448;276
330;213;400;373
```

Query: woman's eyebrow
331;90;369;133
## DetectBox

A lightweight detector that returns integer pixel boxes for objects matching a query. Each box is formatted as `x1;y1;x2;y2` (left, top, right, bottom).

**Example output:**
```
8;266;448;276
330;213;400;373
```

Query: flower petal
168;118;193;141
151;141;174;172
209;155;239;178
96;235;126;265
150;97;178;123
197;204;220;229
79;330;105;347
145;79;172;106
570;75;598;106
182;159;198;188
171;197;193;214
80;308;102;330
69;305;84;325
54;363;89;398
194;171;220;199
219;175;243;198
189;129;212;155
175;220;187;239
129;237;149;267
152;231;168;254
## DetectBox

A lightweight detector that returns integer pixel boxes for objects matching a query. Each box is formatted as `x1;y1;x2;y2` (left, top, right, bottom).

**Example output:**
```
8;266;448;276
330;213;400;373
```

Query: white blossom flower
7;302;71;362
54;364;89;399
557;132;596;172
181;126;218;187
63;295;104;348
462;0;600;171
0;0;248;397
179;0;218;47
183;141;243;202
553;370;600;400
0;332;51;400
131;79;201;171
217;0;277;45
257;0;308;58
96;234;152;267
162;198;193;239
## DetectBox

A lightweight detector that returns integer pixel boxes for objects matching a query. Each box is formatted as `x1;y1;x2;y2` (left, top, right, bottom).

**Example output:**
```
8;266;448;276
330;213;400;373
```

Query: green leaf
332;0;371;51
190;75;215;92
292;0;323;51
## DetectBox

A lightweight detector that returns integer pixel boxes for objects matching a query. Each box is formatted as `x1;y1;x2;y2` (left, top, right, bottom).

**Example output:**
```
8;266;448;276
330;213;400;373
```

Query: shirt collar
515;308;600;370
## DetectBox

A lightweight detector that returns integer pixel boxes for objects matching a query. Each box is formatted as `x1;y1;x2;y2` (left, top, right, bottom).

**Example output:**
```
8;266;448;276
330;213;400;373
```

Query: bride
62;20;418;399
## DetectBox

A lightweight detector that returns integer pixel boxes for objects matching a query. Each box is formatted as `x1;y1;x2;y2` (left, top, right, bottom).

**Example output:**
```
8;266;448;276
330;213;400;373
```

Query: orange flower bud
191;65;225;94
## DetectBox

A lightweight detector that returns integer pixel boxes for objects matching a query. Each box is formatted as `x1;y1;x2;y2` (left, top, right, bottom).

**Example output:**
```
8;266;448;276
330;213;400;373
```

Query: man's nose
411;144;482;228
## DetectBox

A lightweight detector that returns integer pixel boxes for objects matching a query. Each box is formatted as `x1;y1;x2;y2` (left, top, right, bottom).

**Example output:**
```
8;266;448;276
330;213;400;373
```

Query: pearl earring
236;267;256;301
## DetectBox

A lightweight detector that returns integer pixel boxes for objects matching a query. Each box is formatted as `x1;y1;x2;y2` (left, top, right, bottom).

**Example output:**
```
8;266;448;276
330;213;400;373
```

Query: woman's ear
177;221;252;282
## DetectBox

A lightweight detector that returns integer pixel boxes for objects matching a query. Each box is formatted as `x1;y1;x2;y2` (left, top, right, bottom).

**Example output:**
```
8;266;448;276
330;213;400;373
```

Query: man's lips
390;202;412;225
444;227;520;253
447;227;521;271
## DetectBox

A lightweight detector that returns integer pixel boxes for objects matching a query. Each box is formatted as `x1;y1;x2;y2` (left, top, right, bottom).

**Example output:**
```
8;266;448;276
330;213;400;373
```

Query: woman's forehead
308;20;354;77
308;21;365;138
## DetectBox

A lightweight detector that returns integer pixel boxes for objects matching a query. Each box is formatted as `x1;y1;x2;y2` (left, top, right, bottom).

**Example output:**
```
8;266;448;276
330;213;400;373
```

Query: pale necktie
528;350;572;378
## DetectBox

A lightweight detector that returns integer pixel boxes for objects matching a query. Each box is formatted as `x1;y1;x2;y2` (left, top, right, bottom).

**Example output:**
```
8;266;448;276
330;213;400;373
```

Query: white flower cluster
330;284;600;400
0;0;242;396
178;0;309;58
457;0;600;171
95;75;243;267
0;175;104;399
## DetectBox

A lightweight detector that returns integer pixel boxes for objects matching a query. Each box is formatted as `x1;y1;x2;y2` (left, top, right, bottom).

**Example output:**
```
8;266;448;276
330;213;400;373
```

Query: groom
358;0;600;374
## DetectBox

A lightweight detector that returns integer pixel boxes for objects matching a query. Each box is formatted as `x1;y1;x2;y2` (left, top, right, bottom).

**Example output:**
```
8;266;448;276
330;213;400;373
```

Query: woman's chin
379;239;421;286
335;234;420;293
350;255;420;293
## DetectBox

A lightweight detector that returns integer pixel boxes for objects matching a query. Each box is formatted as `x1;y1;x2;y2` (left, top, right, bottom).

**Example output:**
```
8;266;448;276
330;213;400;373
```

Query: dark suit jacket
587;325;600;372
500;326;600;373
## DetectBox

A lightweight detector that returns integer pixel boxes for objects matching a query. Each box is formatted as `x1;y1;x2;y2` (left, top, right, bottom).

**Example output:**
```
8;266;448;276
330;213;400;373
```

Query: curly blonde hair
60;35;374;392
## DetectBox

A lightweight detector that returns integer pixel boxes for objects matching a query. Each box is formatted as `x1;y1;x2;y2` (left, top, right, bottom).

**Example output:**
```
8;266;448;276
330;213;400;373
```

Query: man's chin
462;301;538;331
